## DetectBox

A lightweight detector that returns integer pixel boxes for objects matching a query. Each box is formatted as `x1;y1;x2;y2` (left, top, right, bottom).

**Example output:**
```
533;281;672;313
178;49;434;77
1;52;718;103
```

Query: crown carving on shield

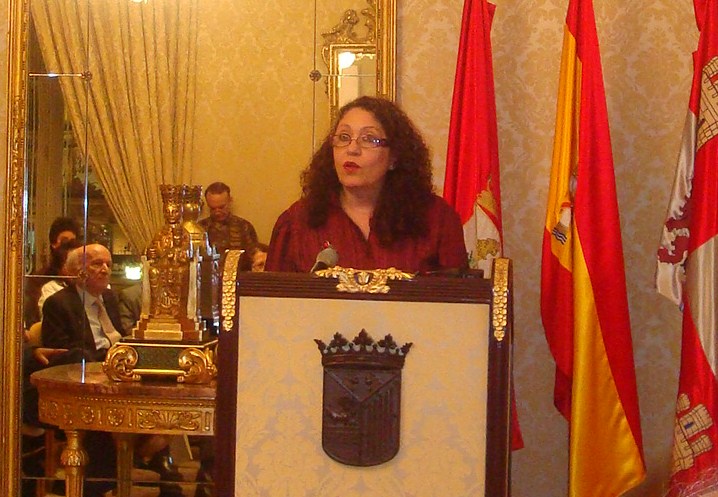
314;329;412;369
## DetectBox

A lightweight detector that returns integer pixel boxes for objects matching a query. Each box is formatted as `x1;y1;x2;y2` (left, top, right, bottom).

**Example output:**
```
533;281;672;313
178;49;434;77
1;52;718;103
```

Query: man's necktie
97;299;122;345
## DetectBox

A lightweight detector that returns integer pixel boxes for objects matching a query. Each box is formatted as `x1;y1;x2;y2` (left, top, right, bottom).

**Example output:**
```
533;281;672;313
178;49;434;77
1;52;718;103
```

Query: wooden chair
23;321;63;497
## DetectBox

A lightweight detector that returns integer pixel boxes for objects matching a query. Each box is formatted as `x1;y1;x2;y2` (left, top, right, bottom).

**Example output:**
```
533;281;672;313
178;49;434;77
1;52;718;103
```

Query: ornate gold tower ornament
182;184;221;332
491;258;509;342
135;184;204;340
315;329;412;466
220;249;242;333
182;184;207;245
103;184;218;383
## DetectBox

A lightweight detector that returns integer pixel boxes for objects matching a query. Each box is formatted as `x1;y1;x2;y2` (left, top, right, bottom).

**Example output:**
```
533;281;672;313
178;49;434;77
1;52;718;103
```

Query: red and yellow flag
541;0;645;495
443;0;524;451
657;2;718;495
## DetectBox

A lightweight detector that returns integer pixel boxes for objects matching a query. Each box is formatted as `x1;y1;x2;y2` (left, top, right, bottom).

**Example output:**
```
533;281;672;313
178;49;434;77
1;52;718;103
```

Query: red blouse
266;194;467;273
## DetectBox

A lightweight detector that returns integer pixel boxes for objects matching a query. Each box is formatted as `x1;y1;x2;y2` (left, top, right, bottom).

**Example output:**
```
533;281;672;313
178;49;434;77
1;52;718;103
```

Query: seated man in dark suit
42;243;123;361
118;282;142;335
40;243;123;497
42;244;183;497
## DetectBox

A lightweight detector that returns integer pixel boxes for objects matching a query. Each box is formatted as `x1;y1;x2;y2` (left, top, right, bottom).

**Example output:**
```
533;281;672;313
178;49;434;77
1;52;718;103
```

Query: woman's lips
343;161;360;171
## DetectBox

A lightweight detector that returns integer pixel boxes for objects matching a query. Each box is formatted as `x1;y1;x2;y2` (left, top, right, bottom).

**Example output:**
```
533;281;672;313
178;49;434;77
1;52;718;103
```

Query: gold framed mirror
2;0;396;494
327;44;377;122
321;0;395;122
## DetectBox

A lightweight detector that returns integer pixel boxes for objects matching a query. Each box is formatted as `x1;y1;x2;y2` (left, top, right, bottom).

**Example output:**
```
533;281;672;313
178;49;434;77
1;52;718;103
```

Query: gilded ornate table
30;362;215;497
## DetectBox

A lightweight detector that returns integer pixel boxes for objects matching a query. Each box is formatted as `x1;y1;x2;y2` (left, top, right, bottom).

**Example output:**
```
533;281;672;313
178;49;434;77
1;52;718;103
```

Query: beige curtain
31;0;198;253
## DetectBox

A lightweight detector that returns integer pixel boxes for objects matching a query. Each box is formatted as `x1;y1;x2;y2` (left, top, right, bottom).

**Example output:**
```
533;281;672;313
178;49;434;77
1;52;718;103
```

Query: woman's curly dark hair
45;238;83;276
301;96;435;246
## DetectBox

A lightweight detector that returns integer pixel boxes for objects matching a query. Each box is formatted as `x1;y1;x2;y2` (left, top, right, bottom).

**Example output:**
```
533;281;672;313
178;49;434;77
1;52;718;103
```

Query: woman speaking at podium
266;96;467;273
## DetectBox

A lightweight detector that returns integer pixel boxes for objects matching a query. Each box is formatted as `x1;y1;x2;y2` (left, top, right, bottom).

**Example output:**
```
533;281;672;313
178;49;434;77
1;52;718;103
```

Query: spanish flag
541;0;645;495
657;1;718;495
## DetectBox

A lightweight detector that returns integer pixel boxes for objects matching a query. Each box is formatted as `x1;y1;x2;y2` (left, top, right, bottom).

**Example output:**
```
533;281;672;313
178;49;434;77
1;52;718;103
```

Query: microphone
310;245;339;272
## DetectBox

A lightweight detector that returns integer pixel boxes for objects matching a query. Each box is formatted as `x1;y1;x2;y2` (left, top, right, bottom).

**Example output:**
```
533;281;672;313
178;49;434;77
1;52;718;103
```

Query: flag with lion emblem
657;1;718;495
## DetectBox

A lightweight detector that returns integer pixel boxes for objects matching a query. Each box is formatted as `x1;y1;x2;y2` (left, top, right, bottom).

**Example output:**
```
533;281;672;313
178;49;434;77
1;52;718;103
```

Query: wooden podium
215;259;513;497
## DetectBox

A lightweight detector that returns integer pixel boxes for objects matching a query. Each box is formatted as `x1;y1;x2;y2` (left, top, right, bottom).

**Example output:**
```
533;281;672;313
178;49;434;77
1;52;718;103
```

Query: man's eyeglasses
331;132;389;149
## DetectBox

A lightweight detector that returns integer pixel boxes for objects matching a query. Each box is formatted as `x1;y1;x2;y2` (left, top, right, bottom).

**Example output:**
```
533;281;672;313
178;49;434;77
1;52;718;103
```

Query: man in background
199;181;258;256
41;243;124;358
40;243;123;497
118;282;142;335
40;244;183;497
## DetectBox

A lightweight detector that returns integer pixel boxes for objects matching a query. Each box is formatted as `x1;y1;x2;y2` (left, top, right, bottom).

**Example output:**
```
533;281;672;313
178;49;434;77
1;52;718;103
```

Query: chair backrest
26;322;42;347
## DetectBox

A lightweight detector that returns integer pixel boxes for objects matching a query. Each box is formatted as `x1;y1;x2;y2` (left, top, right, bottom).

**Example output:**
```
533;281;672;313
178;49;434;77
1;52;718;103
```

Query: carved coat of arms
315;330;412;466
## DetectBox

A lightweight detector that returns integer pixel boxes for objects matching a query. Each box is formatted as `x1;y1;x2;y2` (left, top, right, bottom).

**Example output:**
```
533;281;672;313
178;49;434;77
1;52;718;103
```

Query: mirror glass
320;0;380;121
328;44;377;122
15;0;395;494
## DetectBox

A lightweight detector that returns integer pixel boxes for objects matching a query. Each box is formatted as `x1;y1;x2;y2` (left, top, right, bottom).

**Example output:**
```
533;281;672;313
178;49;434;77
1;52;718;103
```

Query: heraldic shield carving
314;329;412;466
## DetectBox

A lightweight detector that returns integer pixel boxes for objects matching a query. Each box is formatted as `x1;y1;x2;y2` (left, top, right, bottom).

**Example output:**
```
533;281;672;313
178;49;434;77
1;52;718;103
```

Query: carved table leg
115;433;135;497
61;429;88;497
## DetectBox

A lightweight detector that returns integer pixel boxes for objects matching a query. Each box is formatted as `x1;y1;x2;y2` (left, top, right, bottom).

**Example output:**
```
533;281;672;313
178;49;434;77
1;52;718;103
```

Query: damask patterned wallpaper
234;298;493;496
0;0;699;495
191;0;371;240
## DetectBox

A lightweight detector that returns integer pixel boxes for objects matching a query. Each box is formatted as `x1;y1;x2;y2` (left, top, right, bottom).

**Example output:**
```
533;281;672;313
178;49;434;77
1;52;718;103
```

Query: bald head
67;244;113;296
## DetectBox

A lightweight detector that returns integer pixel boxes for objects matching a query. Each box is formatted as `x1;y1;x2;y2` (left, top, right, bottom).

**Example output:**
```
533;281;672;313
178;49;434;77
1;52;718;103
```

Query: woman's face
332;107;392;197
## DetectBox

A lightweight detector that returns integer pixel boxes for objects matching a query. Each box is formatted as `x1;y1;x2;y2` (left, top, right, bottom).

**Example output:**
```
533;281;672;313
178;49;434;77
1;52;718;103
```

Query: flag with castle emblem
443;0;523;451
541;0;645;495
657;1;718;495
443;0;502;277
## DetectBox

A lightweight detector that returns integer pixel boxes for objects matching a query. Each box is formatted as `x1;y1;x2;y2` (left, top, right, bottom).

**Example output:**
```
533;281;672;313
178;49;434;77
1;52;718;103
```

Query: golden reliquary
103;184;220;384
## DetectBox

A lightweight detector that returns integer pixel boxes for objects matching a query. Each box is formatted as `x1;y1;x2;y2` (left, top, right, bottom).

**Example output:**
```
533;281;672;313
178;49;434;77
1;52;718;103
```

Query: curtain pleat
31;0;198;253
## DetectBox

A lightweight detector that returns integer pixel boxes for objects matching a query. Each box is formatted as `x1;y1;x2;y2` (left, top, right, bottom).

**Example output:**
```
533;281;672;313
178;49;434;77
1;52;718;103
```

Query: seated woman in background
36;238;83;320
250;242;269;272
266;96;467;273
239;242;269;272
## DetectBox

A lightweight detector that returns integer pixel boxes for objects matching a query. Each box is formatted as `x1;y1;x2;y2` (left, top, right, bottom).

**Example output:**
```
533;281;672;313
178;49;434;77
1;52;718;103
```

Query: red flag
443;0;502;276
443;0;523;451
541;0;645;495
657;1;718;495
